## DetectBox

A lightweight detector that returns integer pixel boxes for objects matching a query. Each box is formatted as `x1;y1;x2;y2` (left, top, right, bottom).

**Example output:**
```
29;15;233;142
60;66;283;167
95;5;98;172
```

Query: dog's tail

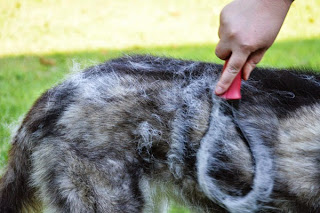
0;137;37;213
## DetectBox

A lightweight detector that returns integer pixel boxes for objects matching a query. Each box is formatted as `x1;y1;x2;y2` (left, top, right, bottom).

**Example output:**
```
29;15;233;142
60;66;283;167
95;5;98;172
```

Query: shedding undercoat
0;55;320;213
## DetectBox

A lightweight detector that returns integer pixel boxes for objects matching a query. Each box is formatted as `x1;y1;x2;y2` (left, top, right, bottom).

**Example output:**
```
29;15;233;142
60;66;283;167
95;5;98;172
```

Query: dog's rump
1;55;320;213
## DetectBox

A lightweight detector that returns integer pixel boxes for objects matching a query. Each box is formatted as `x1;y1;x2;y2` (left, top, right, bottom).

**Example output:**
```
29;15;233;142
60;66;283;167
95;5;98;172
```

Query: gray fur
1;55;320;213
197;101;274;213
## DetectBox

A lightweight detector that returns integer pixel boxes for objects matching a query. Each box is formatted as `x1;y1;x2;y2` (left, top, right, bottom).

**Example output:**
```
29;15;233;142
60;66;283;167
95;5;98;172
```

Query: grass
0;0;320;212
1;0;319;56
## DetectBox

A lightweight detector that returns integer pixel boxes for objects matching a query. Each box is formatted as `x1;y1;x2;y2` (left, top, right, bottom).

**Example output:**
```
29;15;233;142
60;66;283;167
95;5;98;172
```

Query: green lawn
0;0;319;212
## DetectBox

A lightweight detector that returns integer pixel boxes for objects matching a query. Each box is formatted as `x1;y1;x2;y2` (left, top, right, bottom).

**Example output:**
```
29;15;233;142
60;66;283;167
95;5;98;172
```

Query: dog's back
1;55;320;213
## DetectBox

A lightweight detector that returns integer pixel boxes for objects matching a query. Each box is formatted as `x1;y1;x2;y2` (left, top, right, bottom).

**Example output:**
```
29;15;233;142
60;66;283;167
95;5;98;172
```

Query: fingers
215;41;231;60
242;49;266;80
215;47;266;96
215;51;248;95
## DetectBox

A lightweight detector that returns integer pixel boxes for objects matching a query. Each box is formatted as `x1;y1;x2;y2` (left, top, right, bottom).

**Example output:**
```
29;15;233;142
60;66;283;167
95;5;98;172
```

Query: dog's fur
1;55;320;213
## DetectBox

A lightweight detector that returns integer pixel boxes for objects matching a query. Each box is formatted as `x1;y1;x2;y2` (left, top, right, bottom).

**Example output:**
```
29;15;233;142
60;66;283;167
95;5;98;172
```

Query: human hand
215;0;292;95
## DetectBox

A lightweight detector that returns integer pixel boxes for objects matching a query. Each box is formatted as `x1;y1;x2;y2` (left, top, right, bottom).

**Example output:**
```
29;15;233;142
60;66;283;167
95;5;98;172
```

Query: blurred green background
0;0;319;212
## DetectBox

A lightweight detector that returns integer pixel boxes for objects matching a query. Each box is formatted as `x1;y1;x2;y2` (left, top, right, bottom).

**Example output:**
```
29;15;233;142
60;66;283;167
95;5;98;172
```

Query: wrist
259;0;292;18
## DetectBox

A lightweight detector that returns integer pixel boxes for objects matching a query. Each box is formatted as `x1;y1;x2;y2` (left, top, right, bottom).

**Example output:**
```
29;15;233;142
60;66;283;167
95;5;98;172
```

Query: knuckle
251;54;264;64
250;60;258;66
227;69;239;75
216;54;225;60
216;52;226;60
227;29;238;39
240;42;255;53
240;43;252;52
215;47;222;58
215;43;230;60
228;63;241;74
247;58;260;67
217;81;229;91
247;59;258;67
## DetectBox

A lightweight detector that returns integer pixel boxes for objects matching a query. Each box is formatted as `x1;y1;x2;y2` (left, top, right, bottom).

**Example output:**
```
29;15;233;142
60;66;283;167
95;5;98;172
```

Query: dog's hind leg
31;140;144;213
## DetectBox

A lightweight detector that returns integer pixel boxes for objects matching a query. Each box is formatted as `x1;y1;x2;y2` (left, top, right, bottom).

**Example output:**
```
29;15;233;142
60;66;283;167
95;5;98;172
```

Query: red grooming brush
219;60;242;100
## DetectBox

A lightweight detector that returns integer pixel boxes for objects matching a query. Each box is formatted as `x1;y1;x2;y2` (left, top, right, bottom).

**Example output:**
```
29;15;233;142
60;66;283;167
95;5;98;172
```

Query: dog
0;55;320;213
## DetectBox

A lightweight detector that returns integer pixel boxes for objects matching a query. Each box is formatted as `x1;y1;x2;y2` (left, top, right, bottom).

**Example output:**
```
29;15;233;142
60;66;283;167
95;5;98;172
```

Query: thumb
215;52;248;95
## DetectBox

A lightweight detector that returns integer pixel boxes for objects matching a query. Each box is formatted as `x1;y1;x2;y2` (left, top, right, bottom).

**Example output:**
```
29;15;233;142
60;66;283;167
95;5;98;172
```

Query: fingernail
215;86;224;95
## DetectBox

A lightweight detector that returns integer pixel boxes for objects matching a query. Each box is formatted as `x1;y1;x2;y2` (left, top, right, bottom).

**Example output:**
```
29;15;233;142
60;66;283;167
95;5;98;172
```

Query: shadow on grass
0;38;319;212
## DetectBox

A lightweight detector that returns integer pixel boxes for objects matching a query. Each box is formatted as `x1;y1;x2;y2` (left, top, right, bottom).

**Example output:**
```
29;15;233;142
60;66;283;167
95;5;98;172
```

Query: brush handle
219;60;242;100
